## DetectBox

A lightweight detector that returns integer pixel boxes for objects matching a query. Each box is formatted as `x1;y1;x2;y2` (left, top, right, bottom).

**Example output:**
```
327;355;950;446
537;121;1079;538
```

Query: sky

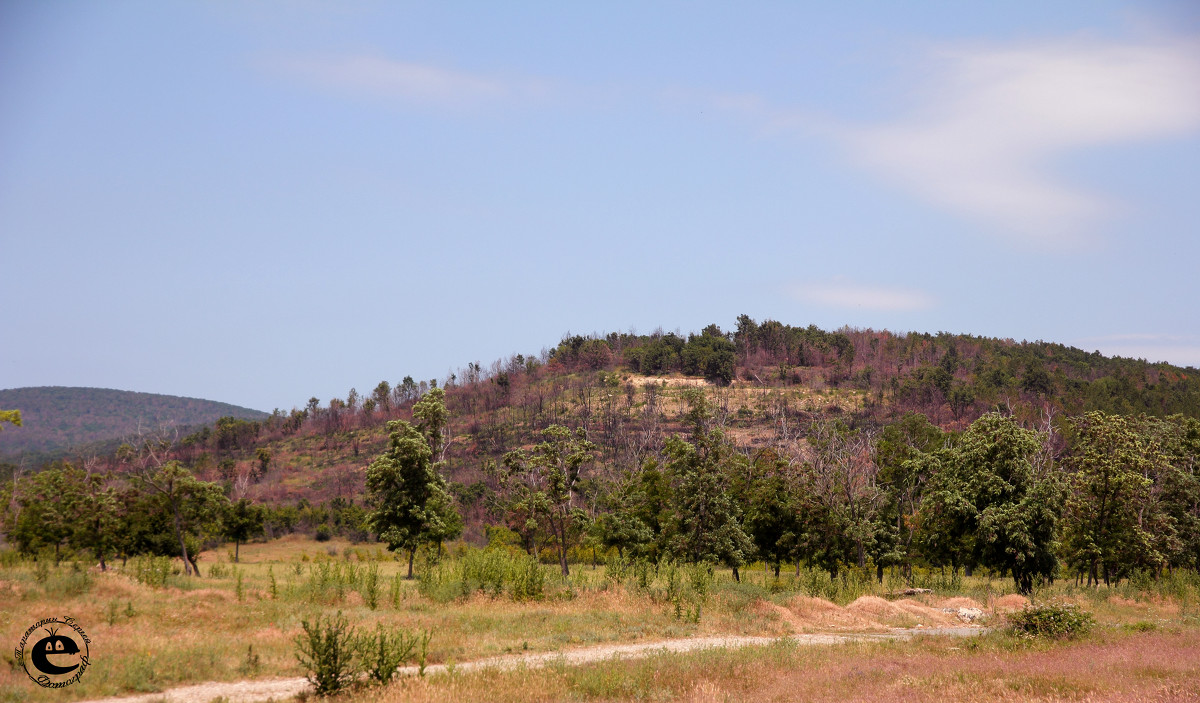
1;1;1198;412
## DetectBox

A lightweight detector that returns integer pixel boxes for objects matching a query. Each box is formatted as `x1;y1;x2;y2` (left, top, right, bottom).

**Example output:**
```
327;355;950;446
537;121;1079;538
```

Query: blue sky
2;1;1198;412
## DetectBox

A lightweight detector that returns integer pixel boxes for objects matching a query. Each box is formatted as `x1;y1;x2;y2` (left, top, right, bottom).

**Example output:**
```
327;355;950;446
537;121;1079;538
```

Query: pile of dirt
845;596;911;626
892;599;961;626
758;593;993;632
779;595;884;631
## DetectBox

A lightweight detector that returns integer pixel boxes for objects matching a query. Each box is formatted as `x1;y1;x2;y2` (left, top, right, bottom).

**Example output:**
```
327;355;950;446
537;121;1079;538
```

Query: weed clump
417;547;545;602
295;613;358;696
1008;602;1094;639
294;612;431;696
128;555;173;588
356;624;417;685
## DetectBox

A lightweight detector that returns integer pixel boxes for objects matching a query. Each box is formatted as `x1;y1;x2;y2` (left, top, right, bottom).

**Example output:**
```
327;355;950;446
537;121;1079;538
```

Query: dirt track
77;627;983;703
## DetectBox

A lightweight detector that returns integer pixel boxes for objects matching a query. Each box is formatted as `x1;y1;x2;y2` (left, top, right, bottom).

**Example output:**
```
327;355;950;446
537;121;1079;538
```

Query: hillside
120;319;1200;526
6;318;1200;591
0;386;268;463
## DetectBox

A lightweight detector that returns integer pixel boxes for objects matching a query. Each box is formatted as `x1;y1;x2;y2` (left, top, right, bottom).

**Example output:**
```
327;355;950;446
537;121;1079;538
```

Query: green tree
135;462;228;576
1155;415;1200;570
2;463;86;561
876;414;945;578
663;428;753;578
224;498;266;562
497;425;596;576
0;409;21;430
413;388;449;461
919;413;1061;593
75;469;122;571
255;448;272;479
594;468;657;560
734;449;802;577
366;388;460;577
1060;412;1162;585
372;381;392;414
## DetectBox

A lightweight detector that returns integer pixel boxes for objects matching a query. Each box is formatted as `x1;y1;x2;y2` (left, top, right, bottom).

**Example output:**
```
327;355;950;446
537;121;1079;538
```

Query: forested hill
7;320;1200;590
104;317;1200;515
0;386;268;463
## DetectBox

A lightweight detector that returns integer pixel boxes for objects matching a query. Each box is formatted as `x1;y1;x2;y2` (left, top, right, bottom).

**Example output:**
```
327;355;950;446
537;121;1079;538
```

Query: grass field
362;627;1200;702
2;536;1197;703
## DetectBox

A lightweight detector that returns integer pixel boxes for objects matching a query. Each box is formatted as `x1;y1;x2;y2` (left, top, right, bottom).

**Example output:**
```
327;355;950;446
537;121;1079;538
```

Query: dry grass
356;628;1200;703
2;539;1197;703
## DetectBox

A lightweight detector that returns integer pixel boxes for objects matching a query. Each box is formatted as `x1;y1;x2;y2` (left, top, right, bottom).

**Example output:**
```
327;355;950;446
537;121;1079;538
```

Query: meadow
3;536;1199;702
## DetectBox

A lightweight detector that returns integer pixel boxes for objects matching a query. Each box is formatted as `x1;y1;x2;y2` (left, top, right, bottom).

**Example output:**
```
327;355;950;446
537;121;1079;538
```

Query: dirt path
77;627;982;703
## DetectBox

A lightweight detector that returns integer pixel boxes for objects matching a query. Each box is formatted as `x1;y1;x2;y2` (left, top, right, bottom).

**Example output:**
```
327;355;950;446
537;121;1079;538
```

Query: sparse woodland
4;318;1200;595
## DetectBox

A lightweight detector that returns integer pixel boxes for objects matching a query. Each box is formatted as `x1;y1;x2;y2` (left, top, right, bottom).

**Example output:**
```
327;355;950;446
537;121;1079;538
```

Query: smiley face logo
16;617;91;688
31;627;82;675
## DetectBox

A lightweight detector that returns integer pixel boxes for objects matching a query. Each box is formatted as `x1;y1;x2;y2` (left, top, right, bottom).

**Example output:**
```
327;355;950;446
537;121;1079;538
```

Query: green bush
1008;602;1094;639
508;553;545;601
128;555;173;588
295;613;358;696
461;548;509;597
355;624;419;685
294;614;429;694
360;563;380;610
417;547;545;602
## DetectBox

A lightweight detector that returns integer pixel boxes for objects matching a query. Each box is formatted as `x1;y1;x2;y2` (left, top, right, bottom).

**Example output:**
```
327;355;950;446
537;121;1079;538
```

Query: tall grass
417;547;546;602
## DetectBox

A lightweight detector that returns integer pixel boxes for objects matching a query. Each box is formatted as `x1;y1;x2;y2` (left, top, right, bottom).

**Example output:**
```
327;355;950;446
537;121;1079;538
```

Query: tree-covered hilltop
0;386;268;464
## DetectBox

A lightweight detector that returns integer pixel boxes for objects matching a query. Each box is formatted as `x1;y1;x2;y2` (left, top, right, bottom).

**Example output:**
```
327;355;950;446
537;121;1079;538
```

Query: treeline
0;458;377;570
6;387;1198;596
479;391;1200;593
545;317;1200;420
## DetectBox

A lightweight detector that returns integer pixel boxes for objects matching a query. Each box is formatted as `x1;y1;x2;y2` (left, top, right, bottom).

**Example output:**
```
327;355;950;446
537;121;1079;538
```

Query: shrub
509;553;545;601
129;556;172;588
360;563;380;610
355;625;418;685
295;613;357;696
1008;602;1094;639
418;548;545;602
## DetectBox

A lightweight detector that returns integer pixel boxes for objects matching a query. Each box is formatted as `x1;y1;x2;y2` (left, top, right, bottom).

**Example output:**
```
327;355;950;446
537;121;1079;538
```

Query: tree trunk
173;506;194;576
407;548;415;579
235;540;240;563
557;523;570;578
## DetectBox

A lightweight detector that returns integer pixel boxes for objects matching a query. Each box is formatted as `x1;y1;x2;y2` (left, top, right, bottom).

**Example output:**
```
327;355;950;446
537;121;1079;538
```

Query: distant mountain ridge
0;386;268;464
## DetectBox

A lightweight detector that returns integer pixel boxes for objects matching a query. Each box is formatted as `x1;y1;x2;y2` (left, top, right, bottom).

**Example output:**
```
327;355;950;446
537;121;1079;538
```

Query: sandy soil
75;627;983;703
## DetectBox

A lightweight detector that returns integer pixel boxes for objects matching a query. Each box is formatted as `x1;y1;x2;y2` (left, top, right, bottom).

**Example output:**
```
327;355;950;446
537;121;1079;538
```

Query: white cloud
790;280;934;311
273;55;541;105
842;37;1200;244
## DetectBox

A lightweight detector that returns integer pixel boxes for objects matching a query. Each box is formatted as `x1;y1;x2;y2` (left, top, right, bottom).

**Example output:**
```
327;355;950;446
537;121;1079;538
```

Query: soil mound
782;595;885;631
845;596;921;628
893;599;960;626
